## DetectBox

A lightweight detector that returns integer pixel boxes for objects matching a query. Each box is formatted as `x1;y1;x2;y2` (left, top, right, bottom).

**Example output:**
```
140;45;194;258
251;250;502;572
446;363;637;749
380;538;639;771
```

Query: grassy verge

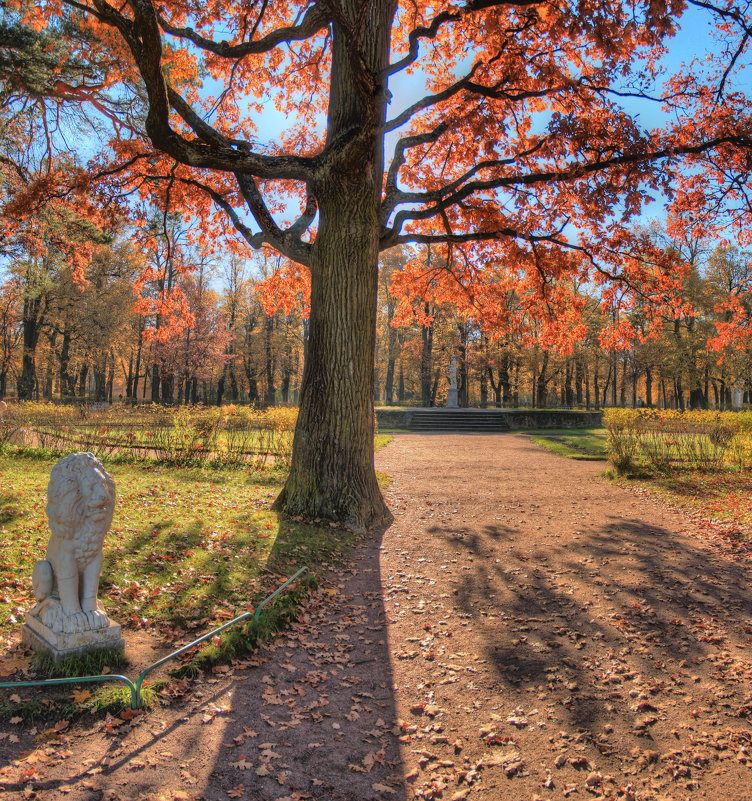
524;428;607;460
0;450;356;721
374;433;394;450
633;471;752;537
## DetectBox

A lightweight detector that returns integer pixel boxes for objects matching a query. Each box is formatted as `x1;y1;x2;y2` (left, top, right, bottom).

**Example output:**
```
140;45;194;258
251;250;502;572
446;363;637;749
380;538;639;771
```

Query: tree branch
384;0;541;77
383;133;752;239
157;2;330;59
177;176;313;266
86;0;316;180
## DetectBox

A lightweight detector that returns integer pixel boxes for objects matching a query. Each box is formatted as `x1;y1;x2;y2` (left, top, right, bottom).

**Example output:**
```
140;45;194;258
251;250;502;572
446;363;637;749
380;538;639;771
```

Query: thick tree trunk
93;360;107;401
536;351;549;407
384;305;397;404
161;371;174;404
488;366;501;407
43;331;56;400
264;314;276;407
133;328;143;403
59;327;74;400
142;367;150;404
216;372;225;406
501;355;511;405
107;349;115;404
151;361;160;402
126;352;134;400
564;359;573;406
274;0;394;530
457;321;469;407
479;364;488;408
584;362;591;409
245;360;259;405
593;357;600;409
78;364;89;399
273;177;390;531
19;296;43;400
385;355;395;405
281;338;291;403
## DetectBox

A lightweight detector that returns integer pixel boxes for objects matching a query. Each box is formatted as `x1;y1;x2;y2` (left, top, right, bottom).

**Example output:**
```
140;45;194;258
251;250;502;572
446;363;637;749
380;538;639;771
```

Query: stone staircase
407;409;512;433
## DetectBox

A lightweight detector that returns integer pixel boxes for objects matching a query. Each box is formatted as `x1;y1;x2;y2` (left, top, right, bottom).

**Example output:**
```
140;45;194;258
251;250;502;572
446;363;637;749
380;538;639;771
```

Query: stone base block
22;615;124;661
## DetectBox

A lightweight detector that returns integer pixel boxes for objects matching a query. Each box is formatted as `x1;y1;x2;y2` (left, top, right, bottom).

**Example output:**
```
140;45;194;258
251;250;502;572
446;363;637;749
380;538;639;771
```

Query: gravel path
377;433;752;801
1;432;752;801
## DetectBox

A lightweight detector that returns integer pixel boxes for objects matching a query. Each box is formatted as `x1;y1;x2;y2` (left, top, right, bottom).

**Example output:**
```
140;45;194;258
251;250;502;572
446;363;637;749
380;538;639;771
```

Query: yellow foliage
604;408;752;432
603;408;752;472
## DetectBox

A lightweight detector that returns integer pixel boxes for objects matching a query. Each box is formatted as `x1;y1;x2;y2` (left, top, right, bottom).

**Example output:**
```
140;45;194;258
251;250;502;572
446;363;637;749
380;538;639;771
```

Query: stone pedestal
447;388;459;408
22;614;124;661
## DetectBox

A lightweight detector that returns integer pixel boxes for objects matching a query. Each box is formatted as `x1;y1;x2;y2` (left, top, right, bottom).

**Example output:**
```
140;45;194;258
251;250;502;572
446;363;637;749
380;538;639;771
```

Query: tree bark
93;359;107;401
565;359;574;406
273;173;391;531
536;351;549;407
151;361;160;402
19;294;44;400
274;0;394;530
43;330;56;400
78;363;89;399
420;302;433;407
384;297;397;405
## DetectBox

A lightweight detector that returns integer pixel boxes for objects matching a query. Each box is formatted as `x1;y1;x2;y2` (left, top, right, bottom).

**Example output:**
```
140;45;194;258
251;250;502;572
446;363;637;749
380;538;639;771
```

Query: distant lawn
524;428;607;460
0;452;353;645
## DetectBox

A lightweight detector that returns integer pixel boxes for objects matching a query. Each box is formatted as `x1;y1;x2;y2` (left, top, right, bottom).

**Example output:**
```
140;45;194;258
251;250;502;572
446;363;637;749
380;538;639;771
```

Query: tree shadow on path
0;525;406;801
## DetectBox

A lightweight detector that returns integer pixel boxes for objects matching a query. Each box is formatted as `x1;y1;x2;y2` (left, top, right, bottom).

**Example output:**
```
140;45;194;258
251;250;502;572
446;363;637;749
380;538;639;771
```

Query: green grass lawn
524;428;607;460
634;471;752;536
0;453;354;646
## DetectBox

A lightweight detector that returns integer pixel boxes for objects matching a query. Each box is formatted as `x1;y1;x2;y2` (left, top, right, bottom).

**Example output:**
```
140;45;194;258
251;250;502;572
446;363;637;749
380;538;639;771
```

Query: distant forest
2;221;751;410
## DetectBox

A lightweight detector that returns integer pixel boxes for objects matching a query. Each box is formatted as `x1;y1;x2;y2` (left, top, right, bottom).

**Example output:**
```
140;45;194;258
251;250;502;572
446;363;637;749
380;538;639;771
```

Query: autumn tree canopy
6;0;752;529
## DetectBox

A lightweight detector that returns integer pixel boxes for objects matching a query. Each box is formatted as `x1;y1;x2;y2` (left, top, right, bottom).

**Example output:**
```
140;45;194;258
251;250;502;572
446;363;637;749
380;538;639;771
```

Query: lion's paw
86;609;109;630
63;612;89;634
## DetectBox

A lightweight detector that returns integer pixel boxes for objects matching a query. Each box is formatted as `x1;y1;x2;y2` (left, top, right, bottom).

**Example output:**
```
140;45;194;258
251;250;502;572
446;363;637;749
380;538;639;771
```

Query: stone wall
375;407;603;430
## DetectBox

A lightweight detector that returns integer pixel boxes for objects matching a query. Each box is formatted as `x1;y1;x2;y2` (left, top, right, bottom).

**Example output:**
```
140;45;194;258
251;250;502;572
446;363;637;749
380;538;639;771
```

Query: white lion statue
29;452;116;635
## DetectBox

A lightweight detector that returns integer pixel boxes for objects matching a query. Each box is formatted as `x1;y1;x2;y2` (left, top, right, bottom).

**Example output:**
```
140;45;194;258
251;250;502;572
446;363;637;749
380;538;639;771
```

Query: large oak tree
9;0;752;530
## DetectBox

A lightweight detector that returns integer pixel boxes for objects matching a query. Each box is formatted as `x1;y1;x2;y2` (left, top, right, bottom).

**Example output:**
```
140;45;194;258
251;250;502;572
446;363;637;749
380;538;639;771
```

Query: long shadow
0;491;21;526
198;521;407;801
0;523;406;800
429;511;752;743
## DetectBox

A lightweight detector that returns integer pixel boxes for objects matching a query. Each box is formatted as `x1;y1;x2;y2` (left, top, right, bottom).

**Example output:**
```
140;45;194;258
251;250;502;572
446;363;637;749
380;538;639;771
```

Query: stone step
407;411;511;432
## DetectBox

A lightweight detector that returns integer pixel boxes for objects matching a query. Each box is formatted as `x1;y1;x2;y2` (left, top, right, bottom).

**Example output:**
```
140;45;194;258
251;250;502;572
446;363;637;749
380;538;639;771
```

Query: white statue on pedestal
447;355;459;408
23;452;124;657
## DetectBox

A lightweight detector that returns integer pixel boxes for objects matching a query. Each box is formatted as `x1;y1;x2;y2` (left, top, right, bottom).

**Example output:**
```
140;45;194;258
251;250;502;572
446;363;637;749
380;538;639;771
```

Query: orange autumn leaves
4;0;752;355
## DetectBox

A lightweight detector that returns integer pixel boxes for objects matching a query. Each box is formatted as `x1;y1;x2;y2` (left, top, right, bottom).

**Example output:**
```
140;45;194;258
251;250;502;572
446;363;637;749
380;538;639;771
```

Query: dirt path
377;434;752;801
1;433;752;801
